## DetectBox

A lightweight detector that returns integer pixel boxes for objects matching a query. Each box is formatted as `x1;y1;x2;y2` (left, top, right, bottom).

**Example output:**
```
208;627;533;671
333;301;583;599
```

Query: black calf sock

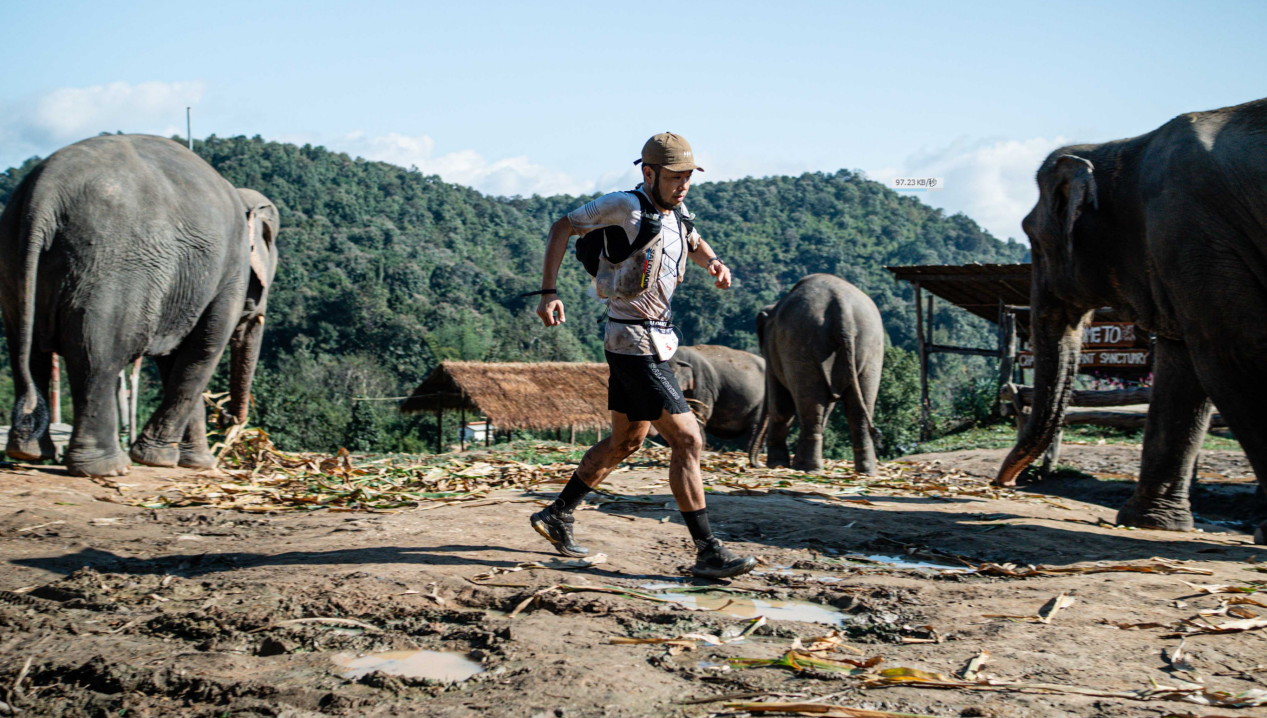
550;473;593;515
681;508;714;544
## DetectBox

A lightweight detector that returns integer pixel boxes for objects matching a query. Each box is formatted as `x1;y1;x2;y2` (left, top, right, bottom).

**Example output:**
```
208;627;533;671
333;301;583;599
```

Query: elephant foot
65;450;131;478
1116;498;1193;532
767;448;792;469
6;436;54;462
178;446;217;470
129;437;180;468
791;457;825;473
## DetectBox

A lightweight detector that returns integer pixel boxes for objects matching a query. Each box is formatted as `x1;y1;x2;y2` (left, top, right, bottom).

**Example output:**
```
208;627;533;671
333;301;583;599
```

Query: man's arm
536;216;576;326
688;237;732;289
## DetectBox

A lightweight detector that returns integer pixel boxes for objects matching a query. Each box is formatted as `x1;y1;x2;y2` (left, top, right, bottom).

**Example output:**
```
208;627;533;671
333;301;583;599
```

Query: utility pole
187;107;193;151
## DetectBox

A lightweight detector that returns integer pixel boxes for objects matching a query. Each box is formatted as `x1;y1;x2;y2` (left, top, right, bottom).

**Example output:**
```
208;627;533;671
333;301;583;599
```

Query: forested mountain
0;134;1028;454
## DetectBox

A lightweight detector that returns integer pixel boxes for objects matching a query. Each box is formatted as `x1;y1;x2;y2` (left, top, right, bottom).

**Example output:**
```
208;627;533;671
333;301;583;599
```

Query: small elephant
668;344;765;447
0;134;279;477
750;274;884;473
994;97;1267;543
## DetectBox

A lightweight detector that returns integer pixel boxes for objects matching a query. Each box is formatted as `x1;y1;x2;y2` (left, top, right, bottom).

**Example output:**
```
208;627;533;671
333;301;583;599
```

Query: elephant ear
238;189;278;291
755;305;774;349
1052;155;1097;258
247;207;268;289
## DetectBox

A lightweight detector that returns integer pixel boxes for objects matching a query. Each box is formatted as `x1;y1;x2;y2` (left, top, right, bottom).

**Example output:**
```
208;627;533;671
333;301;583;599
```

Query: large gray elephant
750;274;884;473
994;97;1267;544
668;344;765;446
0;134;279;477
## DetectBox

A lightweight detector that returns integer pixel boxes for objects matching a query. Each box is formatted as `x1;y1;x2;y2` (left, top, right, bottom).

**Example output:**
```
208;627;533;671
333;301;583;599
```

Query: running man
529;132;757;579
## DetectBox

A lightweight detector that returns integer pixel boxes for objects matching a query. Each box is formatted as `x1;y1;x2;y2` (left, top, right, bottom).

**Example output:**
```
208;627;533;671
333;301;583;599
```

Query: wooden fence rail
1000;384;1152;408
1002;383;1227;430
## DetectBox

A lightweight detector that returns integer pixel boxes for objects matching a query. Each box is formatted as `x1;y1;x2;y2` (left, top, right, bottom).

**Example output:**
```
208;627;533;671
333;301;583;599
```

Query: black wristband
707;257;724;266
520;289;557;298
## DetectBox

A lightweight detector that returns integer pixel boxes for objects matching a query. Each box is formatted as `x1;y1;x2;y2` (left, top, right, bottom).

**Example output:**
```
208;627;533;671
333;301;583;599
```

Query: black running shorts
605;351;690;422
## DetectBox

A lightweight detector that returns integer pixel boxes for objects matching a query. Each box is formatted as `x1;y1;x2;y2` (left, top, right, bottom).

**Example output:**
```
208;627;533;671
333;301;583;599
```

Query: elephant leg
1185;343;1267;544
149;356;216;469
4;348;57;462
1117;338;1211;531
766;377;796;468
790;383;832;473
1;301;56;460
61;349;131;477
847;353;882;475
843;387;876;475
132;302;233;468
180;400;215;469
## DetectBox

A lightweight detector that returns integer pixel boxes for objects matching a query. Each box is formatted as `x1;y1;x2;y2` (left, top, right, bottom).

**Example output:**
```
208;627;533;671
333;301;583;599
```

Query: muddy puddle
332;650;484;682
650;591;844;625
749;555;966;583
843;554;968;571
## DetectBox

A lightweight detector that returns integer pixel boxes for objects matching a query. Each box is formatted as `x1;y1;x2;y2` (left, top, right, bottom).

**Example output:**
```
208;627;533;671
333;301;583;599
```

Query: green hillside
0;134;1028;454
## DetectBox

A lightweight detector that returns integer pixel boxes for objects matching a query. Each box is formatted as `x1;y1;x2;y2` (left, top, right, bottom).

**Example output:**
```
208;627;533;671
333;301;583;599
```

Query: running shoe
690;537;757;579
530;507;589;558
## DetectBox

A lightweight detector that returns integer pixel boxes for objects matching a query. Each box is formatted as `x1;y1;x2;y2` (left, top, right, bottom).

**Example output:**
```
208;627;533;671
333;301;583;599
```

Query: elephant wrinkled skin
0;134;279;477
668;344;765;447
994;98;1267;544
750;274;884;473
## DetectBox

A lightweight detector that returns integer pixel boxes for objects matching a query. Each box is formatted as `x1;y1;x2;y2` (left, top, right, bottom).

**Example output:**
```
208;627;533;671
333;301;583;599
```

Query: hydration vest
574;190;696;300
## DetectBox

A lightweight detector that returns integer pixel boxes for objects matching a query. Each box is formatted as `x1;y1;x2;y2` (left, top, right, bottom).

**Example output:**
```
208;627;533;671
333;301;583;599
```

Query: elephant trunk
228;315;264;425
995;286;1091;486
747;396;769;468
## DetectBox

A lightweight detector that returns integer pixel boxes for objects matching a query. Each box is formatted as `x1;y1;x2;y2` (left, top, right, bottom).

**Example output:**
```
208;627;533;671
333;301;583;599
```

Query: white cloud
0;81;205;166
870;135;1070;242
325;131;642;198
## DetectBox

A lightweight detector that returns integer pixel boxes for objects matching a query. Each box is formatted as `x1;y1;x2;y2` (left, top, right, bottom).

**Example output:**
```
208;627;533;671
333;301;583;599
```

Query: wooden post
129;358;141;443
486;419;492;447
460;403;467;452
435;408;443;454
569;424;575;444
914;283;930;440
117;370;130;439
997;307;1017;417
50;353;61;425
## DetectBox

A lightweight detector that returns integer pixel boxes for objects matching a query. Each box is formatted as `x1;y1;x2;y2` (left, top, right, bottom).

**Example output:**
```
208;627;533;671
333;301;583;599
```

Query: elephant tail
835;328;883;456
747;393;768;468
8;208;54;457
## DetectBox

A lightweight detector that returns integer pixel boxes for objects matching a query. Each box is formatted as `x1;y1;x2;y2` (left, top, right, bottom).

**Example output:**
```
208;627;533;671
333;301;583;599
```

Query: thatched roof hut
400;361;610;431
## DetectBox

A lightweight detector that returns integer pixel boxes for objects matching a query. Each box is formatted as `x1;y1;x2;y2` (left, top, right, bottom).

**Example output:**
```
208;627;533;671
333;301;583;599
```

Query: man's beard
651;176;681;209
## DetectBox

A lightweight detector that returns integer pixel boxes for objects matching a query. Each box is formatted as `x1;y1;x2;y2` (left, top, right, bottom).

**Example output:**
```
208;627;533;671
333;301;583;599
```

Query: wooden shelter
885;263;1034;438
885;263;1166;469
400;362;610;452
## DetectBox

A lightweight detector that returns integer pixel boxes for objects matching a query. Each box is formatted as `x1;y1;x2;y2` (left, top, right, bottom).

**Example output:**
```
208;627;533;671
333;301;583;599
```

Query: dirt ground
1;443;1265;718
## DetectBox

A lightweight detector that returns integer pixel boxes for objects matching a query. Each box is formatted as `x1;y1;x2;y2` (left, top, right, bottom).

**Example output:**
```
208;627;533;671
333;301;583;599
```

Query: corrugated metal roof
885;263;1031;323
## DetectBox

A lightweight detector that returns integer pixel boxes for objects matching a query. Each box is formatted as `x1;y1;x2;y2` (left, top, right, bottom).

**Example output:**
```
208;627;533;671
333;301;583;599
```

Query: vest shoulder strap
603;190;661;264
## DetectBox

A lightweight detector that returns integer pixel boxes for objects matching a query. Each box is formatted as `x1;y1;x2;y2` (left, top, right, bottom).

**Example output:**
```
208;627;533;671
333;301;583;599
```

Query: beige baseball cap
635;132;704;172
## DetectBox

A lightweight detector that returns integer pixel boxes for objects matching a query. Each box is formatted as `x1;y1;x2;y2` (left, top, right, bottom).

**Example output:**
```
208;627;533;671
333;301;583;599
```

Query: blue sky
2;0;1264;241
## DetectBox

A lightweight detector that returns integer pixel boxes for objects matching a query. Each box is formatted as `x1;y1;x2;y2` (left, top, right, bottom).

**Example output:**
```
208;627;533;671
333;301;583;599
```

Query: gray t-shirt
567;187;701;355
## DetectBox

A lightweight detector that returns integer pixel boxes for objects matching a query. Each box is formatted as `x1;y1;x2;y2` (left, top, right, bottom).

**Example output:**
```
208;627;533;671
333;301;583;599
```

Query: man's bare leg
533;408;754;578
652;409;756;578
530;412;647;556
575;412;651;488
651;409;705;511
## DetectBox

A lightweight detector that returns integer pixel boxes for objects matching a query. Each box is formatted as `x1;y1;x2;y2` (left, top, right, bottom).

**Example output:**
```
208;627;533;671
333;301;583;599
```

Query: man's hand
537;294;566;326
708;260;732;289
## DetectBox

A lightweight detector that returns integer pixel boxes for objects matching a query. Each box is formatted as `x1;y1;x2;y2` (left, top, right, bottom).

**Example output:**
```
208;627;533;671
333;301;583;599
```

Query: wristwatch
707;257;724;267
